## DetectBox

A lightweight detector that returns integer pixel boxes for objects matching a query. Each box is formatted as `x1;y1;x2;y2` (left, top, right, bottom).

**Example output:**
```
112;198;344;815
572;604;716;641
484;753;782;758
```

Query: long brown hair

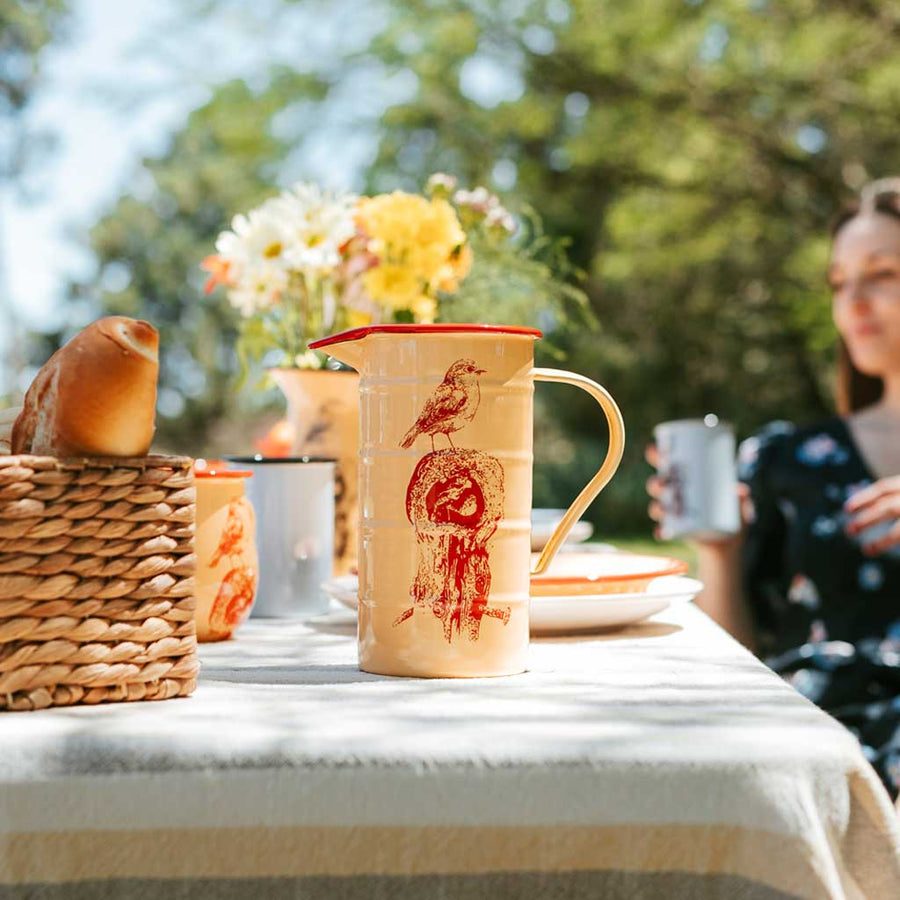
830;189;900;414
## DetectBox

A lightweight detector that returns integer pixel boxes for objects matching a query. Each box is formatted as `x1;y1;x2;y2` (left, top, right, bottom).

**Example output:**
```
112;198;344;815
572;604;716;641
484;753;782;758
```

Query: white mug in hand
653;416;741;541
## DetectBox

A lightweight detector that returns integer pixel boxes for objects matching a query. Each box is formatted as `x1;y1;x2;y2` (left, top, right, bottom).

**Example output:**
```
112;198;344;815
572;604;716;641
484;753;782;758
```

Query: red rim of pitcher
309;323;543;350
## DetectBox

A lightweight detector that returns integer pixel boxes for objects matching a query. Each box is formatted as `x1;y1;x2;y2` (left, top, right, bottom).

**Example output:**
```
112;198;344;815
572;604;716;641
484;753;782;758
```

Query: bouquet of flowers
202;174;586;372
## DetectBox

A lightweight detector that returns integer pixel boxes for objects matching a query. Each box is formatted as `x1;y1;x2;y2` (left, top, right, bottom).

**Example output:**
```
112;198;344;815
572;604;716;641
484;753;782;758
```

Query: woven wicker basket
0;454;198;711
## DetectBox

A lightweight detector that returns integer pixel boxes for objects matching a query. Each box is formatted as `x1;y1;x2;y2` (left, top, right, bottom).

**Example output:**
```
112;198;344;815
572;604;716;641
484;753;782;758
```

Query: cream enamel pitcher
310;324;624;678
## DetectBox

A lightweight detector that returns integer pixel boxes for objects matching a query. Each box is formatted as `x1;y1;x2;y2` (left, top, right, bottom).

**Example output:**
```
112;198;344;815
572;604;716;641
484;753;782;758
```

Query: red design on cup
208;499;257;636
209;564;258;635
210;501;246;568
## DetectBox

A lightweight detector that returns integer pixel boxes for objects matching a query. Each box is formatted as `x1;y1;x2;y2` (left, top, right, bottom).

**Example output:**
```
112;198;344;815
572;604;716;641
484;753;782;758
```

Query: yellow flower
347;309;373;328
435;243;473;293
355;192;469;306
411;295;437;323
363;263;421;309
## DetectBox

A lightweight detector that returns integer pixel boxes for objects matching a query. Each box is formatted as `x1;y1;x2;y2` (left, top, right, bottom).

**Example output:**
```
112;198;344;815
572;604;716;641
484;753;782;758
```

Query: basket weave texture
0;454;198;711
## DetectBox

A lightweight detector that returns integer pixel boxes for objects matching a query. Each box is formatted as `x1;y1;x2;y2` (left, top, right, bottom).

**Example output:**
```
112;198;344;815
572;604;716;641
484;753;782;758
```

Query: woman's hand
645;442;751;548
844;477;900;555
644;443;668;539
646;442;757;649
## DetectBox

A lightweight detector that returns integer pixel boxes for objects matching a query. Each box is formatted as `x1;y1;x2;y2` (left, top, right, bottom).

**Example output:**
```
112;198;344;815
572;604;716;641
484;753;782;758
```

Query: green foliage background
24;0;900;534
1;0;70;400
0;0;69;178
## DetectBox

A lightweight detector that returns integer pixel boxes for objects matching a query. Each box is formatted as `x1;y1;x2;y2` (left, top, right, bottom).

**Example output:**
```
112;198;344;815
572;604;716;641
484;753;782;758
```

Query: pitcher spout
309;329;369;370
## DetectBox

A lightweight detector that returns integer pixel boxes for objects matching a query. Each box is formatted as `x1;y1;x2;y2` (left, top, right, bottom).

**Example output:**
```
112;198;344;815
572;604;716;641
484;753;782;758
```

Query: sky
2;0;206;390
0;0;390;393
5;2;200;320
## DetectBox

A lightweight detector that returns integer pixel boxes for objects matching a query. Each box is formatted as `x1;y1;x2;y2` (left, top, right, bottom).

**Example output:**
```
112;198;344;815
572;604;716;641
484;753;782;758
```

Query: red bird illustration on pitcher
400;359;486;451
396;357;508;643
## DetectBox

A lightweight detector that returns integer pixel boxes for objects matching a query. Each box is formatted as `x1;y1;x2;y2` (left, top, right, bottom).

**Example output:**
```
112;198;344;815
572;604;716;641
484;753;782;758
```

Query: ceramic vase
270;368;358;576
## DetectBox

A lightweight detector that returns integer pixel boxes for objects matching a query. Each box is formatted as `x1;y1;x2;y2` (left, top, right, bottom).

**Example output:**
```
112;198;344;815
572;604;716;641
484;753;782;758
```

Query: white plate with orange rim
321;573;703;634
530;551;689;597
529;576;703;633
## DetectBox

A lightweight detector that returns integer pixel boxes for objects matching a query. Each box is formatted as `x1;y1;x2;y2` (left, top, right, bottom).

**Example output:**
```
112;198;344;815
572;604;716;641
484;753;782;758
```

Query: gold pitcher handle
531;368;625;576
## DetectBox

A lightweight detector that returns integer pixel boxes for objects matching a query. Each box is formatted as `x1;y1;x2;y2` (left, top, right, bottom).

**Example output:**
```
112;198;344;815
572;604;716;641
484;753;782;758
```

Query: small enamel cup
228;456;336;619
194;461;259;642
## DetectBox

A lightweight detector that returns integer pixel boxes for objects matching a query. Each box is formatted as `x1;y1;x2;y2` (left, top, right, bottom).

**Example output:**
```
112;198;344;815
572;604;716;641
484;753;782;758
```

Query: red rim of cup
193;459;254;479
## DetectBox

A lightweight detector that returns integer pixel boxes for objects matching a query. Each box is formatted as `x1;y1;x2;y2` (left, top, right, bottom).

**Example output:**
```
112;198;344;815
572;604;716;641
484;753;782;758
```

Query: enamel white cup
228;455;336;619
653;417;740;541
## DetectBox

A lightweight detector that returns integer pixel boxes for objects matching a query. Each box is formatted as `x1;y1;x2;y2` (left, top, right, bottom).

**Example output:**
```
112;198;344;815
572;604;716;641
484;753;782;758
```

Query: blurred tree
1;0;70;400
61;0;900;529
361;0;900;531
0;0;69;180
65;70;329;449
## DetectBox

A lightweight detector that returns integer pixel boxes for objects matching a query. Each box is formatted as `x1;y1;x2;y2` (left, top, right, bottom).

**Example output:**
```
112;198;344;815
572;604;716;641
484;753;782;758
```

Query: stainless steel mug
228;456;336;618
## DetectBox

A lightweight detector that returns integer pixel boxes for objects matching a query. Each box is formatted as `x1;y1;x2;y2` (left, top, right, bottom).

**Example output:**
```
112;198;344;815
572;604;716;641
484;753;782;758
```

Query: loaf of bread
11;317;159;458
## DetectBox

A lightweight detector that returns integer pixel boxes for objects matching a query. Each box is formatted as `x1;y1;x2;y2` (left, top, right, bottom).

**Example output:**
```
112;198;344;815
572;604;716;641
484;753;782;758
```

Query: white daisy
215;202;291;282
271;182;358;274
227;262;289;316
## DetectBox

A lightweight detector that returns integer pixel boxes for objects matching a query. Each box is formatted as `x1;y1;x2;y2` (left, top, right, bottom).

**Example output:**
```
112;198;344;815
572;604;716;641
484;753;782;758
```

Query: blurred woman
648;180;900;799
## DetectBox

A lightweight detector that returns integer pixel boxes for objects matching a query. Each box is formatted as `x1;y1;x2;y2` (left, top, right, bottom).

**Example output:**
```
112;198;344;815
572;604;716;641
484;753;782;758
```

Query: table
2;604;899;899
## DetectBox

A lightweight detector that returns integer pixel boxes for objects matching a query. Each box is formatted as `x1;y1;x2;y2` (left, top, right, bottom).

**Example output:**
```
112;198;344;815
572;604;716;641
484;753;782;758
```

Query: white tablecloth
2;603;899;899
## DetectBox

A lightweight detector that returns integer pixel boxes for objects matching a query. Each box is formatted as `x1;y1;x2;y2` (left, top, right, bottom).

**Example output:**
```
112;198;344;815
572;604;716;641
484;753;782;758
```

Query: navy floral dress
738;418;900;798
